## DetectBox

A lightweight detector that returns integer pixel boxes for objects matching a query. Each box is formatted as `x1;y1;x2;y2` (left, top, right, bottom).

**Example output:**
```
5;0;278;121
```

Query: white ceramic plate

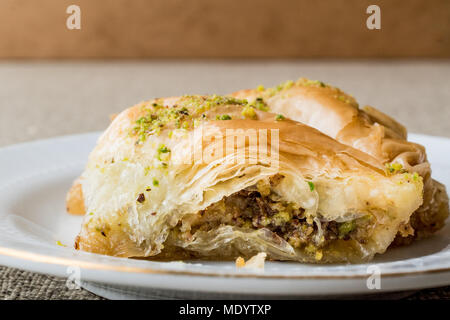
0;132;449;297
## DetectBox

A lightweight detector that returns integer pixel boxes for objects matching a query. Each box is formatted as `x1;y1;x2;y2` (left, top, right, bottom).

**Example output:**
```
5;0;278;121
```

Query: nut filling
174;176;376;257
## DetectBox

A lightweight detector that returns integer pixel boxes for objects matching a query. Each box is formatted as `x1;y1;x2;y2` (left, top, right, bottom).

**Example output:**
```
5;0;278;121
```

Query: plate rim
1;245;450;280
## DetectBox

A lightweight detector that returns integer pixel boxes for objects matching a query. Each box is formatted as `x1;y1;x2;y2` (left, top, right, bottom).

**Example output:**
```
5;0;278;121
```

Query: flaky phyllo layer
68;79;448;263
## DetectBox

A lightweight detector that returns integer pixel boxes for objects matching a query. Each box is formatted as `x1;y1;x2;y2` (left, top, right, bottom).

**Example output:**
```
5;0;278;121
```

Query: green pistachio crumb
131;95;249;142
307;181;315;191
156;144;171;161
216;114;232;120
160;162;168;169
385;162;404;174
158;145;170;153
275;114;285;121
338;221;355;238
241;105;257;119
303;79;326;87
252;97;269;111
56;240;66;247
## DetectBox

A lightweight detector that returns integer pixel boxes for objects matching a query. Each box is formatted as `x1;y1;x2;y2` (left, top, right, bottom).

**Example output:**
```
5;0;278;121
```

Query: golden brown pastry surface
66;79;448;263
232;79;449;242
66;179;85;215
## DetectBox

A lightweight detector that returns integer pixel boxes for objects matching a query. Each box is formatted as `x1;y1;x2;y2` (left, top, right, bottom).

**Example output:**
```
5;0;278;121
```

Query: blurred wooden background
0;0;449;58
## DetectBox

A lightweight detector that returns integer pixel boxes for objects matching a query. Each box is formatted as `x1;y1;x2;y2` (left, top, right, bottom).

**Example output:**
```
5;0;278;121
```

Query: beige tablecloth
0;60;449;299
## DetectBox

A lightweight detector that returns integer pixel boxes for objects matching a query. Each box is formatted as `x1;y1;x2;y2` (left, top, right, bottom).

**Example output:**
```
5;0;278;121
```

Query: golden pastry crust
67;93;426;263
66;179;85;215
232;79;449;242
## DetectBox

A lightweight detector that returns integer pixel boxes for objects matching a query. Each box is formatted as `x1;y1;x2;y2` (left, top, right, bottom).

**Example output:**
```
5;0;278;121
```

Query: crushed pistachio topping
250;97;269;111
385;162;406;175
256;85;265;92
304;243;317;254
307;181;315;191
403;172;422;184
255;77;361;108
157;144;170;154
216;114;232;120
275;114;285;121
268;80;295;95
241;105;257;119
300;79;326;88
131;95;248;142
160;162;168;169
180;95;247;110
259;78;327;97
271;211;292;226
335;94;358;107
338;221;356;239
56;240;66;247
152;178;159;186
132;108;166;142
156;144;171;162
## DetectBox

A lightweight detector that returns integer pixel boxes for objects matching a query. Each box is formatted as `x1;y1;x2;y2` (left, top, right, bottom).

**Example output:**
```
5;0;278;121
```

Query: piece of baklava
68;94;426;263
232;79;449;244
